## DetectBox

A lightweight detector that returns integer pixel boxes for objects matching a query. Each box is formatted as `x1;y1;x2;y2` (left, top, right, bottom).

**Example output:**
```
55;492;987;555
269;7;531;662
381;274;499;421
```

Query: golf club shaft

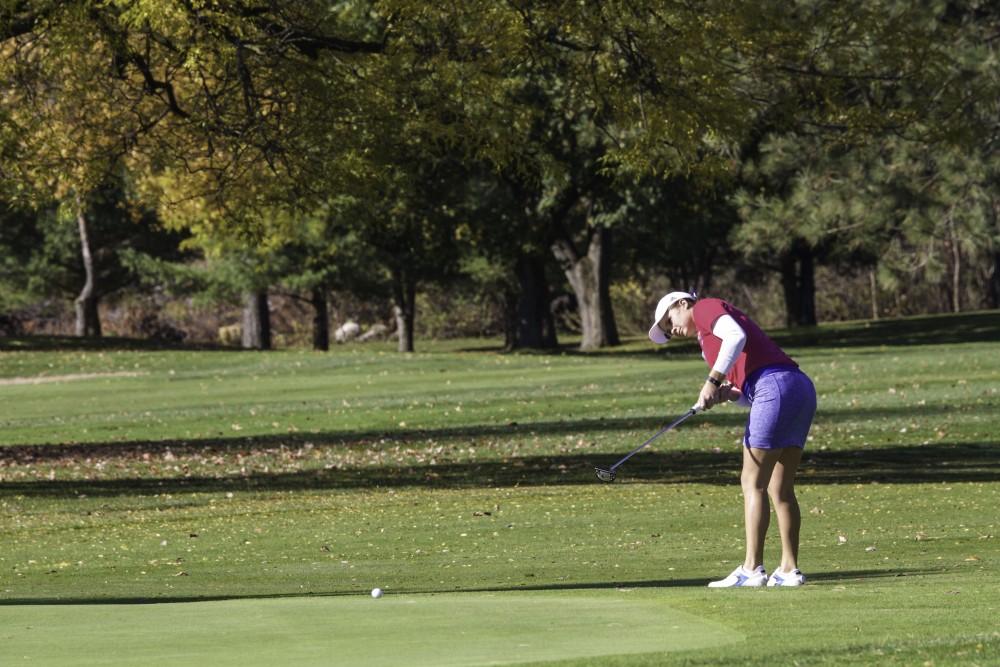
609;407;698;472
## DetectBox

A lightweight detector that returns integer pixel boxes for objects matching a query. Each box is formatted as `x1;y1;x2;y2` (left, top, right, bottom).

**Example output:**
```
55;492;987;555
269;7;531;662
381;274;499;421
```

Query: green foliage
875;141;999;295
733;126;999;310
0;200;43;311
3;0;999;333
619;175;740;292
121;251;243;305
0;179;188;313
330;151;466;308
413;285;503;339
733;135;869;263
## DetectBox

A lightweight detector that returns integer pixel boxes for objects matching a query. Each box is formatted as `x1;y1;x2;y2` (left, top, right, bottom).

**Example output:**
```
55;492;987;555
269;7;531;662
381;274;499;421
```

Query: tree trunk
551;226;619;350
241;290;272;350
798;244;816;326
780;253;798;329
392;269;416;353
310;288;330;351
779;242;817;327
987;251;1000;309
949;221;962;313
502;289;519;352
869;269;880;321
512;254;558;349
73;199;101;337
989;201;1000;309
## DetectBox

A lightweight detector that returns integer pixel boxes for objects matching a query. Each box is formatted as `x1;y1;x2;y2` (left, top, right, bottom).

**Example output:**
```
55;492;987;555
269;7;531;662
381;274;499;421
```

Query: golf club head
594;467;616;483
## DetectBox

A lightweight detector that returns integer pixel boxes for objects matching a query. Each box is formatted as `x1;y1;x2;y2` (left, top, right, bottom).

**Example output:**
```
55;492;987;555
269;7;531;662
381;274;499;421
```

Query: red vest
692;299;797;390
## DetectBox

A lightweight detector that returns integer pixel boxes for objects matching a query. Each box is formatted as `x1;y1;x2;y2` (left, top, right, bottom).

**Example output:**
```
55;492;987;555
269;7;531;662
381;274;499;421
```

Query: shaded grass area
0;334;228;353
1;312;999;665
0;567;946;607
4;309;1000;356
0;399;985;457
766;309;1000;348
1;442;998;497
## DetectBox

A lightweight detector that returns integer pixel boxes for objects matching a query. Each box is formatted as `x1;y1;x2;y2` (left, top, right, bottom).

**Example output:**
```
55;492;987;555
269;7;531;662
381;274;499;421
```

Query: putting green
0;590;740;666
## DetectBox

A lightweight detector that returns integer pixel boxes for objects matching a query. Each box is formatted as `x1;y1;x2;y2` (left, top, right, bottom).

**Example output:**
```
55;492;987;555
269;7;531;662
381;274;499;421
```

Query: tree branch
254;19;385;58
129;50;190;118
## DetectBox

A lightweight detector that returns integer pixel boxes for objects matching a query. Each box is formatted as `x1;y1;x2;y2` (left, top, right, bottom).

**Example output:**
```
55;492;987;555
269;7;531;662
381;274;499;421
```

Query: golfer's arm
710;315;746;380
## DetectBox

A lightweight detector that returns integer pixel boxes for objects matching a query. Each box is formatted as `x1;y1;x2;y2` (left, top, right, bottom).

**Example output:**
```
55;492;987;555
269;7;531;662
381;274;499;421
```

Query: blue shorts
743;366;817;449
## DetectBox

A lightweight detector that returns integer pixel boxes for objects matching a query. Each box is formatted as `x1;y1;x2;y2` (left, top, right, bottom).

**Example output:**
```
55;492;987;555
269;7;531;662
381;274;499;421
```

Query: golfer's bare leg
741;447;782;571
767;446;803;572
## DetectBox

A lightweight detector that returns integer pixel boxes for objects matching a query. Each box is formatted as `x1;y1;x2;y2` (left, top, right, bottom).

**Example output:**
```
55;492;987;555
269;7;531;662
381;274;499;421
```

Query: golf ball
371;587;383;599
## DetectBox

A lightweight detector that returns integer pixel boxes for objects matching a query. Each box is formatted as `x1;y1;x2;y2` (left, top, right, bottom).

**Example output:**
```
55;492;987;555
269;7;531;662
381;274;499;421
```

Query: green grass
1;592;740;666
1;313;999;665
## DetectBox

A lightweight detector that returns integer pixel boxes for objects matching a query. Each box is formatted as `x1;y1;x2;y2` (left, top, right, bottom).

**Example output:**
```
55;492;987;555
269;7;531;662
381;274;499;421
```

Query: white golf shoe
707;565;767;588
767;568;806;587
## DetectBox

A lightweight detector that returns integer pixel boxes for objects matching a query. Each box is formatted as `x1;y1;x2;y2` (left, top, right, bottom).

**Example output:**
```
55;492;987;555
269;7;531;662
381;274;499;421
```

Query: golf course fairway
0;590;739;666
4;314;999;665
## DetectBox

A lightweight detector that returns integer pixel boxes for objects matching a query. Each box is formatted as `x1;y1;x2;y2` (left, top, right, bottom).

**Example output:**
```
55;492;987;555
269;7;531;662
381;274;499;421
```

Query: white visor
648;291;696;344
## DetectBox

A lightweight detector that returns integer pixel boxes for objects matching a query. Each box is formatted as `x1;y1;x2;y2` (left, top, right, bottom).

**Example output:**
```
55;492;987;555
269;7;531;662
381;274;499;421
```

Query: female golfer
649;291;816;587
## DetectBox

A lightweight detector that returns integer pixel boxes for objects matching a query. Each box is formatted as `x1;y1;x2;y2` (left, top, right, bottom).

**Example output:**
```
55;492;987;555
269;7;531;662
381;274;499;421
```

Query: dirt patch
0;371;146;386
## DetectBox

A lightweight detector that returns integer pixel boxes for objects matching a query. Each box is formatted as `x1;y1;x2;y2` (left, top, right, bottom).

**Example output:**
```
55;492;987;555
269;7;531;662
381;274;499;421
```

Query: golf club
595;405;700;482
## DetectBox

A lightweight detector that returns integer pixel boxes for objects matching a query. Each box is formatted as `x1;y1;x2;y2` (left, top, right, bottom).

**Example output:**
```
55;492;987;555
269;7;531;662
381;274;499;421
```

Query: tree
730;0;1000;323
5;0;984;343
1;6;162;334
275;208;384;351
731;134;852;327
2;1;384;321
0;198;43;329
331;158;462;353
373;0;965;338
861;139;1000;315
1;177;188;336
618;175;740;298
